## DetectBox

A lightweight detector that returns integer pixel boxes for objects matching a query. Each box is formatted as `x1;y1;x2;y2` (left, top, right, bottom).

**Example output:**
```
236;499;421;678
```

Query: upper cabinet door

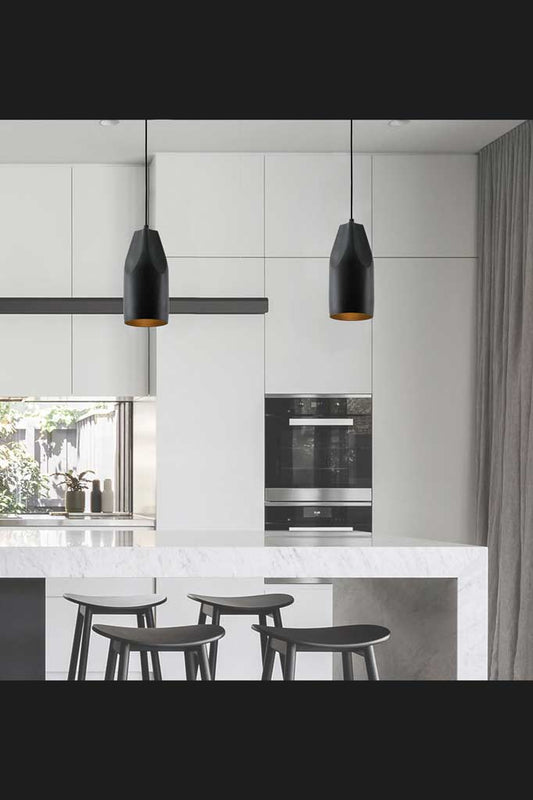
72;316;148;396
265;259;371;394
0;166;71;296
0;315;71;396
152;154;263;257
73;166;144;297
265;154;372;257
168;257;264;297
372;155;477;257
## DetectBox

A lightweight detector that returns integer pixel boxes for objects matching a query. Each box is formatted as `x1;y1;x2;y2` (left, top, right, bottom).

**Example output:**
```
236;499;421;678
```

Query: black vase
90;480;102;513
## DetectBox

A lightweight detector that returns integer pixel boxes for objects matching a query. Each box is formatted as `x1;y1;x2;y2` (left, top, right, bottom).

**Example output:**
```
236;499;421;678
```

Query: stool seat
63;593;167;612
253;623;391;680
187;593;294;613
252;623;391;651
64;593;166;681
93;623;225;651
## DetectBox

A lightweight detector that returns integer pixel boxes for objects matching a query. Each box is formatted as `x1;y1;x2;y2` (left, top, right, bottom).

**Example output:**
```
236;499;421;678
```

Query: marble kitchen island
0;529;488;680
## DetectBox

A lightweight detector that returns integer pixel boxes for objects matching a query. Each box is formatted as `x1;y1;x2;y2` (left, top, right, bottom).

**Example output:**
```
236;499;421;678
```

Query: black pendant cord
350;119;354;221
144;119;149;227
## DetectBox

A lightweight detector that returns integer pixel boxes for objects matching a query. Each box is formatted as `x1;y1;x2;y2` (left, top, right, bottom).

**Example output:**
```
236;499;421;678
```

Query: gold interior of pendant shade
125;319;168;327
330;312;373;321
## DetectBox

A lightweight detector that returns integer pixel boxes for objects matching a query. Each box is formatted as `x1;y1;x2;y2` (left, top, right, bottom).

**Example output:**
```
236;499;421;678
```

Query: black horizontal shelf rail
0;297;269;315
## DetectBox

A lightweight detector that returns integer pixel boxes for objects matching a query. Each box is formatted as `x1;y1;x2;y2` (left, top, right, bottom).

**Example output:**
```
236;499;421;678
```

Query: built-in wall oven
265;395;372;536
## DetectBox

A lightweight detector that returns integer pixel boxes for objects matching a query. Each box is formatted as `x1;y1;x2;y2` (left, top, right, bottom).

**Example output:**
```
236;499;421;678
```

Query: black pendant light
124;120;169;327
329;120;374;321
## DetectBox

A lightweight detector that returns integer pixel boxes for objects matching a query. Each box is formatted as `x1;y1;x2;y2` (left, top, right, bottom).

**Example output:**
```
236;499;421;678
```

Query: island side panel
456;550;488;679
0;579;45;680
332;578;457;680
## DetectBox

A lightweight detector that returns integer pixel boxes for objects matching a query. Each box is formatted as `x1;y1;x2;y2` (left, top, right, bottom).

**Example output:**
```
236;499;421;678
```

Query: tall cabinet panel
265;258;371;394
156;314;264;530
265;154;372;256
72;165;144;296
151;153;264;256
371;154;477;544
372;155;477;257
0;166;71;296
372;258;476;542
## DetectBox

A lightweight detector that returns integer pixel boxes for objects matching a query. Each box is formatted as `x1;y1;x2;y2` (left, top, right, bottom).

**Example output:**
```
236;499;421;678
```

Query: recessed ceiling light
388;120;411;127
99;120;120;126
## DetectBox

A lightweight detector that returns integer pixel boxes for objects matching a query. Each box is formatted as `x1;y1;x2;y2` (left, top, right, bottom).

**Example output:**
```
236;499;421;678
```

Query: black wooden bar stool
64;593;167;681
92;623;226;680
187;593;294;679
252;623;391;680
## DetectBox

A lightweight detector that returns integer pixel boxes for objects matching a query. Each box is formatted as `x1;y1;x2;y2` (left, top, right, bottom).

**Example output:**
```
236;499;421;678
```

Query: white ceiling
0;120;524;163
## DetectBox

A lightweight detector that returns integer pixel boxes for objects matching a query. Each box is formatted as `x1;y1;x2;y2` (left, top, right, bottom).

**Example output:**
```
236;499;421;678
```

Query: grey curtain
476;120;533;679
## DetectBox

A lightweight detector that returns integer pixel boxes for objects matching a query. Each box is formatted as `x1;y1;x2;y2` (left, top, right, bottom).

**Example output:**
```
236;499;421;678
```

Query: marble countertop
0;514;155;528
0;527;487;579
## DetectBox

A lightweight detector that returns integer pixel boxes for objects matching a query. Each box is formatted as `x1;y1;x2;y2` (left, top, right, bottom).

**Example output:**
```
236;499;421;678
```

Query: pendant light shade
329;120;374;321
329;219;373;320
124;120;169;327
124;226;169;326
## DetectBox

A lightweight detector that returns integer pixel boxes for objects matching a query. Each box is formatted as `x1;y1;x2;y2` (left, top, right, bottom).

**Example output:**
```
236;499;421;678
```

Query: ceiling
0;120;524;163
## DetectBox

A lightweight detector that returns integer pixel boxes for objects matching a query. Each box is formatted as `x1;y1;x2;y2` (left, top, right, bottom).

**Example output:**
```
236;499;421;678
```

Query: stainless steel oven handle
288;418;354;426
288;526;355;532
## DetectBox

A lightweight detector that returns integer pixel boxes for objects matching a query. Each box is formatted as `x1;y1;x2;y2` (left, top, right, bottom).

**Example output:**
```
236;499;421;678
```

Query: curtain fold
476;120;533;679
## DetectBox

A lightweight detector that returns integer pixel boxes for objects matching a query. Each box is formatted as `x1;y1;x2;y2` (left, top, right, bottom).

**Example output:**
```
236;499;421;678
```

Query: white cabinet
46;578;154;680
156;315;264;529
155;578;265;679
372;155;477;257
265;154;372;257
0;166;71;296
372;258;476;542
72;165;144;297
168;258;264;297
72;316;148;396
265;259;371;394
152;154;263;257
266;582;333;680
0;315;71;396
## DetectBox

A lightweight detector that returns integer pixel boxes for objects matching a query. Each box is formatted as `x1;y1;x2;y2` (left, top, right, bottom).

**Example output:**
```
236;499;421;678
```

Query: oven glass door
265;396;372;491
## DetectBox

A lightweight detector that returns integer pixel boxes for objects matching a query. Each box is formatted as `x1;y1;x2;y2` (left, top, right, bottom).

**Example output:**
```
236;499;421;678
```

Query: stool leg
258;613;267;663
77;608;93;681
198;645;212;680
145;608;163;681
137;614;150;681
283;644;296;681
184;650;197;681
67;608;84;680
364;646;379;680
104;641;118;680
208;608;221;679
272;609;286;676
117;643;131;681
261;641;275;681
191;605;208;679
342;651;355;681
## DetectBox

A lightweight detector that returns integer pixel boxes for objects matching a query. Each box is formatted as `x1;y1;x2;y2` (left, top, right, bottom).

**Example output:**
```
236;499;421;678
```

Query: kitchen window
0;400;132;514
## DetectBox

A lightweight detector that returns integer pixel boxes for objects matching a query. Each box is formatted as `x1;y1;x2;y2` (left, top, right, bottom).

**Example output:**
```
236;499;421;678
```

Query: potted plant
52;469;95;513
